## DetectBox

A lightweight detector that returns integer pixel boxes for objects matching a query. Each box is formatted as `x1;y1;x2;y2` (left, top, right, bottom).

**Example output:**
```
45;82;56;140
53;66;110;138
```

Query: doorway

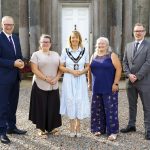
61;7;89;51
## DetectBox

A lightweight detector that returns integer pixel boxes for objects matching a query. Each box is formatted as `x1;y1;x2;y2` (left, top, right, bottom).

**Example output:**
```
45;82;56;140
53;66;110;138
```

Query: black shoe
7;128;27;135
120;126;136;133
0;135;10;144
145;131;150;140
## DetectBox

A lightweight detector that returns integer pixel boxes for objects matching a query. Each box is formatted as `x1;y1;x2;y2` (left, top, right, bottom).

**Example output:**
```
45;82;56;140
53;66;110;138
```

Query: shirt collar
135;39;144;45
69;47;82;52
2;31;12;39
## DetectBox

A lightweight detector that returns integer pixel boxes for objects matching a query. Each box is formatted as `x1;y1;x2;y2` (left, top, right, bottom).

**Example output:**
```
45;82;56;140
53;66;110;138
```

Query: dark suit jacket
0;31;23;84
123;39;150;89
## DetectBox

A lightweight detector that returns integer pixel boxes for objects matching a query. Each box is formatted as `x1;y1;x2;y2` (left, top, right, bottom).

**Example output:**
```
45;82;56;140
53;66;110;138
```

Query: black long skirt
29;82;62;132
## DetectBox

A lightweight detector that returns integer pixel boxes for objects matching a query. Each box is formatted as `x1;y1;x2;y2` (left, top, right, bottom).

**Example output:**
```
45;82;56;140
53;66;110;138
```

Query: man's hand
128;74;137;83
14;59;24;69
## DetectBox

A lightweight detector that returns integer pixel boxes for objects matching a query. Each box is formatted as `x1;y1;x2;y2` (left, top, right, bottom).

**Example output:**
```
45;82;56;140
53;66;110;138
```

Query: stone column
29;0;41;55
149;8;150;35
99;0;108;37
138;0;149;35
0;0;2;19
51;0;58;52
133;0;150;33
93;0;100;46
122;0;133;57
108;0;122;58
19;0;30;59
89;0;108;54
40;0;51;34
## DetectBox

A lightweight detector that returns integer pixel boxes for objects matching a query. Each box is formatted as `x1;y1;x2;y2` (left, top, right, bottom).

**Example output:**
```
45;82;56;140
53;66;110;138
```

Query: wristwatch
114;83;119;86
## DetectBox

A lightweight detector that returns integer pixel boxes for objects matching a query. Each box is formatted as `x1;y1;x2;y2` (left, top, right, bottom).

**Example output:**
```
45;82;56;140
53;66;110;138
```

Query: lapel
1;31;16;56
130;42;135;62
1;31;10;43
132;40;145;61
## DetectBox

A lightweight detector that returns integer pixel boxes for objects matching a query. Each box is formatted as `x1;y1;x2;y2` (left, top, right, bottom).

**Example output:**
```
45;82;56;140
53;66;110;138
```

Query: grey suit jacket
123;39;150;88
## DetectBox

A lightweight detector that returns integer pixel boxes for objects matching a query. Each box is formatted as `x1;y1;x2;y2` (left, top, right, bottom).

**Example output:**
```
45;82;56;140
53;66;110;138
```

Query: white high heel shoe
76;132;82;137
108;134;117;141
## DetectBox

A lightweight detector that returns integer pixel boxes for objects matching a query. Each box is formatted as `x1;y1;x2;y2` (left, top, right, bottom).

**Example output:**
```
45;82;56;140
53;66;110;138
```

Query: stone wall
0;0;150;59
1;0;19;34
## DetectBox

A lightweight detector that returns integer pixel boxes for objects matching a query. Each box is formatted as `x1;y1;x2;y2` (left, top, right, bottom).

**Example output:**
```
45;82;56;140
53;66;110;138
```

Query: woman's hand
112;83;119;93
70;70;81;77
88;84;92;91
50;77;59;85
45;76;52;84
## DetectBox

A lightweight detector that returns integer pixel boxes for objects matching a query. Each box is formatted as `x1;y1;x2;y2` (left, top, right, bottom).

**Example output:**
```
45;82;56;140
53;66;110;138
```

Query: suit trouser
0;80;19;135
127;83;150;132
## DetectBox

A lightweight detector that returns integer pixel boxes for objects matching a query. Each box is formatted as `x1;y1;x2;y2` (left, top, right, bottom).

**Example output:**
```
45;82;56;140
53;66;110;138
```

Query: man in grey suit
120;23;150;140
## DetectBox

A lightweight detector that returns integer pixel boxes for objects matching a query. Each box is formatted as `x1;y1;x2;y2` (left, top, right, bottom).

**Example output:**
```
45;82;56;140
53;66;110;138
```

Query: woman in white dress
59;31;90;137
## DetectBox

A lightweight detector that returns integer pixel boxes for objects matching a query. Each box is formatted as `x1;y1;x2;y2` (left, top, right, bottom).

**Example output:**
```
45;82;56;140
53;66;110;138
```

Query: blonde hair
68;31;83;48
95;37;112;53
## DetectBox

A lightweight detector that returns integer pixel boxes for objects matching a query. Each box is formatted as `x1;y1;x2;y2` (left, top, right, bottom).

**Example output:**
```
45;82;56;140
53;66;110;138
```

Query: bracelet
44;76;47;81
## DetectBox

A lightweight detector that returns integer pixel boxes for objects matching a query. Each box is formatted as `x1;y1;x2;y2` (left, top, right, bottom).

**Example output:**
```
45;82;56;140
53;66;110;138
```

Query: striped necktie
9;36;16;54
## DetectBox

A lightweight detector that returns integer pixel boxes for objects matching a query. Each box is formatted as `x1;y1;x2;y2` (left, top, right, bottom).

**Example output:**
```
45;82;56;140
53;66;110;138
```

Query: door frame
58;2;93;55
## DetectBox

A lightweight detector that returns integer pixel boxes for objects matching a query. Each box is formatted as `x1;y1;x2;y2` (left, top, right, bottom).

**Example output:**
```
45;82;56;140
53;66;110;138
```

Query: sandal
108;134;117;141
50;128;60;135
38;130;48;139
70;132;76;138
76;132;82;137
94;132;101;136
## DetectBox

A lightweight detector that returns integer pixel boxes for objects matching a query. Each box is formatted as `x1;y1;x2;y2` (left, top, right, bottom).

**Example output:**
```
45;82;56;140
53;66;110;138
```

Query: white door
61;7;89;51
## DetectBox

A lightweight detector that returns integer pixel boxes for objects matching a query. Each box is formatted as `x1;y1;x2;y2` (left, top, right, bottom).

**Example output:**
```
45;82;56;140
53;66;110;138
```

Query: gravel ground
0;80;150;150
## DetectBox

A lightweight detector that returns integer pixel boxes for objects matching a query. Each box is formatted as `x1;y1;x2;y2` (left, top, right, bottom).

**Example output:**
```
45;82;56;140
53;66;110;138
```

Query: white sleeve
60;48;67;64
30;52;38;64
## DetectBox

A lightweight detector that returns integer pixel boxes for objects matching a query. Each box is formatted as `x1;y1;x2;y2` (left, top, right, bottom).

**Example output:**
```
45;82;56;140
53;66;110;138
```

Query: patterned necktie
133;42;139;57
9;36;16;54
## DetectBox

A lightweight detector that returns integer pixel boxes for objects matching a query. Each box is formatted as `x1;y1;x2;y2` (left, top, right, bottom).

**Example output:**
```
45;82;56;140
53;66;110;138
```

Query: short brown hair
39;34;52;50
39;34;51;43
134;23;145;30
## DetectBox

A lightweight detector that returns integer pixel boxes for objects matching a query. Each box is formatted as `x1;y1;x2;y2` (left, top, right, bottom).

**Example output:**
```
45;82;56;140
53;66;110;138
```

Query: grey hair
1;16;14;23
95;37;112;53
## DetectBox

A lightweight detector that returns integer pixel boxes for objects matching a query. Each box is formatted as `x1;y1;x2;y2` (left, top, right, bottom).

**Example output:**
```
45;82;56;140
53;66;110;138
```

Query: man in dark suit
120;23;150;140
0;16;27;144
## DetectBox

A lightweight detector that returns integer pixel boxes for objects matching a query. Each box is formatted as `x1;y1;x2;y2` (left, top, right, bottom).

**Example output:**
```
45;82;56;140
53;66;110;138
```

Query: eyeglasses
3;24;14;27
134;30;145;33
40;41;51;44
